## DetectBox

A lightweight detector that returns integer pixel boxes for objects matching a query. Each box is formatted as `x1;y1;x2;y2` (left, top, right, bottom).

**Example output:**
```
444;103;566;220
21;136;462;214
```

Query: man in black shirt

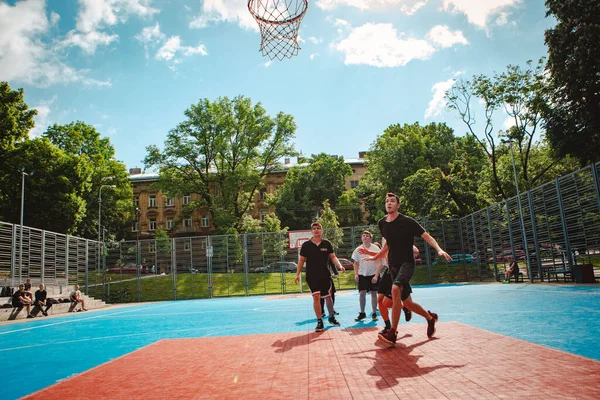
295;222;345;332
12;284;34;318
367;193;452;345
34;283;52;317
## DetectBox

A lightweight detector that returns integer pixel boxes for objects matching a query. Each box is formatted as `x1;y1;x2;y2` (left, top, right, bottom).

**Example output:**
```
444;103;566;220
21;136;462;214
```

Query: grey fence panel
0;222;14;282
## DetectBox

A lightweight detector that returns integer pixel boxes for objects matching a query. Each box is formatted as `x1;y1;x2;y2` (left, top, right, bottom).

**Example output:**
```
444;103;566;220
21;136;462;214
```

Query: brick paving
25;322;600;399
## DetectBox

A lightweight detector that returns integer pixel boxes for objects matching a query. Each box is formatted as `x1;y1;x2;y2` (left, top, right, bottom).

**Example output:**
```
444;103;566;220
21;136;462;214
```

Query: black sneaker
379;326;390;336
334;310;339;315
403;307;412;322
328;316;341;326
315;319;324;332
355;312;367;321
322;312;326;318
378;329;397;345
42;311;48;317
427;310;438;338
27;314;34;319
372;312;378;321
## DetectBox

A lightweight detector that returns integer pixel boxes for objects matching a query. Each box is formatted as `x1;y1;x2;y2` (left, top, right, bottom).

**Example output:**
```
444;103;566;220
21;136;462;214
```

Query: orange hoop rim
247;0;308;26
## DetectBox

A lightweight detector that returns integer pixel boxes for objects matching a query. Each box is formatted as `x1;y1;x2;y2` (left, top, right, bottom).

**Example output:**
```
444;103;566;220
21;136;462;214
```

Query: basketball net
248;0;308;60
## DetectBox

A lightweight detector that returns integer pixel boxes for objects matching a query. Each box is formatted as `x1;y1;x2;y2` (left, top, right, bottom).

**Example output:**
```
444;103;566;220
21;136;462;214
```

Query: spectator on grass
34;283;53;316
12;284;34;318
504;261;520;283
70;284;87;312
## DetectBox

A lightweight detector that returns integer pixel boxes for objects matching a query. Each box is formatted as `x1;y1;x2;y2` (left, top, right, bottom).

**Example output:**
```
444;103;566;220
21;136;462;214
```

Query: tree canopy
144;95;297;233
269;153;352;230
544;0;600;163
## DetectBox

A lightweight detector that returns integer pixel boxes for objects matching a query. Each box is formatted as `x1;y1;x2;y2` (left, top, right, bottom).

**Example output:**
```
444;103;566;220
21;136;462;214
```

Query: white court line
0;302;174;336
0;321;266;352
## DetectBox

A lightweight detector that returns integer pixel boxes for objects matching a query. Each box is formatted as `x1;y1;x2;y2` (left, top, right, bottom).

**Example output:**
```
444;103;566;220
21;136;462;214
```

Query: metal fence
1;162;599;302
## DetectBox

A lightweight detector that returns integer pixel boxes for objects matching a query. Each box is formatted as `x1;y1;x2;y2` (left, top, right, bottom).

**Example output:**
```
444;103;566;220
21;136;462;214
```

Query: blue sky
1;0;554;170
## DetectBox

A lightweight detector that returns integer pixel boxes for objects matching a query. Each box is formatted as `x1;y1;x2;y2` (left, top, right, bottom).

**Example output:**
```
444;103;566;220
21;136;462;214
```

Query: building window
201;215;210;227
350;180;359;188
260;211;268;222
132;222;139;232
149;219;157;231
184;218;192;227
259;189;267;200
134;197;139;208
149;195;157;207
165;197;174;207
149;242;156;253
183;193;191;205
184;240;191;252
167;219;174;229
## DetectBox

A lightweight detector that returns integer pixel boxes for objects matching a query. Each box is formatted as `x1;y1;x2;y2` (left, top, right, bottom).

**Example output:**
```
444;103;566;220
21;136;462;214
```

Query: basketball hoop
248;0;308;61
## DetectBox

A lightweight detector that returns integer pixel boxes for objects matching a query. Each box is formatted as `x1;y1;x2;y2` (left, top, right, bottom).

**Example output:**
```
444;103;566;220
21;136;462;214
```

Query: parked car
449;254;475;264
250;261;298;273
337;257;354;271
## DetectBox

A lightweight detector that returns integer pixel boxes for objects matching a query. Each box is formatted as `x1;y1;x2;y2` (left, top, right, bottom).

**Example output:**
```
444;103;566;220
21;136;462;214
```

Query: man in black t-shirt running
366;193;452;345
295;222;346;332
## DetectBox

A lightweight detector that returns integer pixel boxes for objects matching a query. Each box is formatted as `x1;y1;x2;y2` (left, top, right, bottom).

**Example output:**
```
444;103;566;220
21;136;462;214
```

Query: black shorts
389;262;415;286
379;269;412;301
307;275;332;298
358;275;379;292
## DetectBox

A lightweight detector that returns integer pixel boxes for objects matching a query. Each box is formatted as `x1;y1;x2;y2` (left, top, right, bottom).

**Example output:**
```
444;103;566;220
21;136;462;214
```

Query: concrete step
0;295;107;322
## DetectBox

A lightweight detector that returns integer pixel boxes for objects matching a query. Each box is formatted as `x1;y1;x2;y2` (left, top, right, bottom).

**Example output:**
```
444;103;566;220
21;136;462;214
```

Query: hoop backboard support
288;230;311;249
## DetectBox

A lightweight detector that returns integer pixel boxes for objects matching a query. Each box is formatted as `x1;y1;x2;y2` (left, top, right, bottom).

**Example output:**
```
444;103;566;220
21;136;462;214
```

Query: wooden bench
496;271;524;283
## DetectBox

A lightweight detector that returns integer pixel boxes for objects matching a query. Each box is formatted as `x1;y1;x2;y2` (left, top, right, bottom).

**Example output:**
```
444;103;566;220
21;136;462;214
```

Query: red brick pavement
24;322;600;399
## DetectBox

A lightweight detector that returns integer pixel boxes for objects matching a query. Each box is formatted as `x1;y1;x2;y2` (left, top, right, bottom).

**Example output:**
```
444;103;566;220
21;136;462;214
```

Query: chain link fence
1;162;599;303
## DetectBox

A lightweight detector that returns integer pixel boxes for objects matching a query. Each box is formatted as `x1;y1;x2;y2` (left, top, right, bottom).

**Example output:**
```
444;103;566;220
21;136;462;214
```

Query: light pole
98;183;116;269
18;169;29;284
503;139;532;280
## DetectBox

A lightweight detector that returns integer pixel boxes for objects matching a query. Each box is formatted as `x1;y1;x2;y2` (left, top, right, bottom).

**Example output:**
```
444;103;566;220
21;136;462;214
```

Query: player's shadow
348;337;465;389
294;319;316;326
342;324;379;336
271;331;332;353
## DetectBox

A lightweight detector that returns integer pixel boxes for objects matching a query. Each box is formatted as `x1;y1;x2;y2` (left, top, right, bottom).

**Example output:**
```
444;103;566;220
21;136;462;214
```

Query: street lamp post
503;139;532;281
98;183;116;270
18;169;29;284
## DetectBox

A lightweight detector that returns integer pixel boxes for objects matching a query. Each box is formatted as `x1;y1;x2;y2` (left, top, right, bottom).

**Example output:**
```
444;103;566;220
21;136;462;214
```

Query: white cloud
308;37;323;44
30;96;58;138
333;23;436;67
424;78;455;119
426;25;468;48
264;60;272;68
0;0;110;87
503;116;514;129
495;12;510;26
156;36;208;62
59;0;159;54
190;0;257;30
135;22;166;58
441;0;520;28
316;0;427;12
310;53;319;60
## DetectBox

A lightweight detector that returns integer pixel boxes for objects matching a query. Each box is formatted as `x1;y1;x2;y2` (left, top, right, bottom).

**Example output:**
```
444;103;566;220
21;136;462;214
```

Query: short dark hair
362;230;372;238
386;192;400;203
311;222;322;229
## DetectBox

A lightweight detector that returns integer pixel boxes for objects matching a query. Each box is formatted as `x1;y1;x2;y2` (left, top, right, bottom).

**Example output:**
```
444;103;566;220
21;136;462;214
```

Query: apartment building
129;153;368;238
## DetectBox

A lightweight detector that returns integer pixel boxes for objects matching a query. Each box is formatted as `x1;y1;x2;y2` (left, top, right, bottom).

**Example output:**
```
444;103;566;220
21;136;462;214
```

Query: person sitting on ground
70;284;87;311
12;284;34;318
504;261;519;283
34;283;53;317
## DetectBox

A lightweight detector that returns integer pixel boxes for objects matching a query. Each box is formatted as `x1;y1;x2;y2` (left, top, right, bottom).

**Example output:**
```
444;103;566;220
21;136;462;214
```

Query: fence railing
1;161;599;301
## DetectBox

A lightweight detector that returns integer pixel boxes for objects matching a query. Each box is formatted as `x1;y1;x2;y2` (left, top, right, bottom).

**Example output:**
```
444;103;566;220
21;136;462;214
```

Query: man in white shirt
351;231;382;321
70;284;87;312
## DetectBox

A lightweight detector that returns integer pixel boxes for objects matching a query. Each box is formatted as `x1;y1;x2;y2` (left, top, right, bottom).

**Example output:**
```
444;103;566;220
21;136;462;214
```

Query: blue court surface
1;283;598;399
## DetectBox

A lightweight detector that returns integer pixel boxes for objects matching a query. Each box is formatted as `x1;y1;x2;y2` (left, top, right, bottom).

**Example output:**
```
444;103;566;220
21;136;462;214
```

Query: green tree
0;81;36;152
154;227;171;254
318;200;344;250
144;95;297;233
262;213;288;260
543;0;600;163
446;60;553;198
270;153;352;230
0;138;90;233
335;189;363;226
44;121;134;240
